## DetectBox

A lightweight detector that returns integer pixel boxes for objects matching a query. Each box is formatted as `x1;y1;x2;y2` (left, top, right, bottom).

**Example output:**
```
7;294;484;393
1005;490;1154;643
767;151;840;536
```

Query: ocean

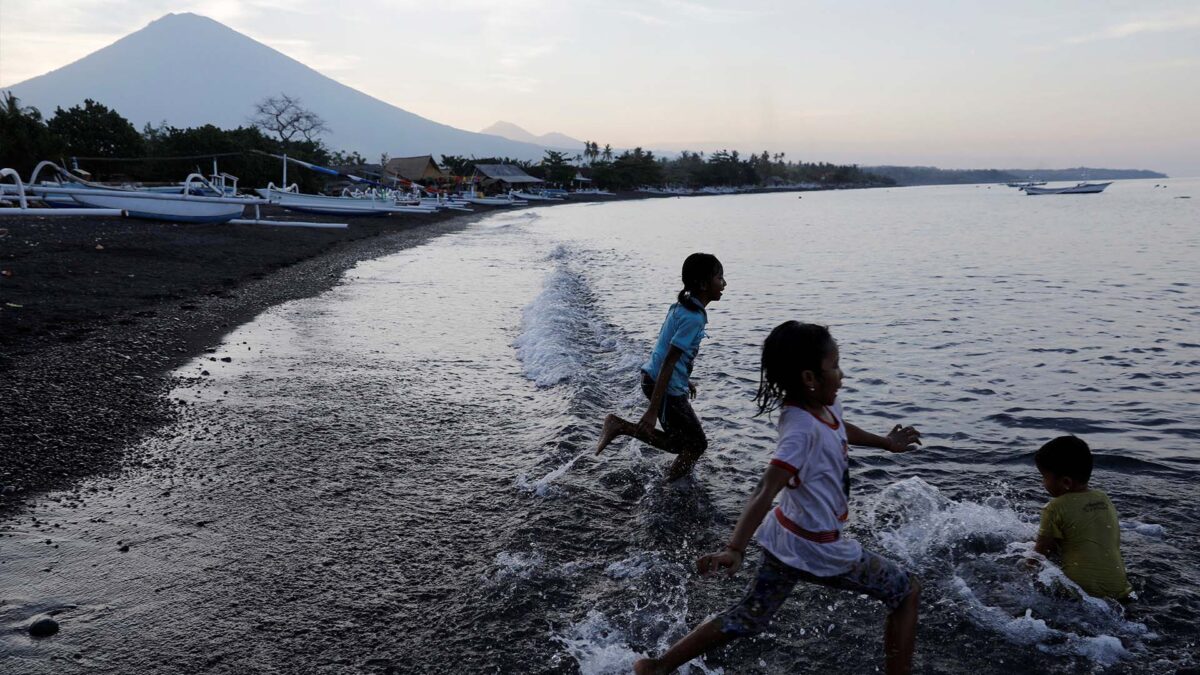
2;180;1197;673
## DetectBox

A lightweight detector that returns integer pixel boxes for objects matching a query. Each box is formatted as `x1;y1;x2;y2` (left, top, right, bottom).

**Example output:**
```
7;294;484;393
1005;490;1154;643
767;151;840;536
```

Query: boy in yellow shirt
1033;436;1133;600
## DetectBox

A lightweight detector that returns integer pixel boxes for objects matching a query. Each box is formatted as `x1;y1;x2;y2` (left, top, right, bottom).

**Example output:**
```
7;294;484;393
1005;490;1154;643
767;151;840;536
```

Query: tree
250;93;330;143
540;149;575;185
47;98;143;159
602;143;613;162
0;92;64;176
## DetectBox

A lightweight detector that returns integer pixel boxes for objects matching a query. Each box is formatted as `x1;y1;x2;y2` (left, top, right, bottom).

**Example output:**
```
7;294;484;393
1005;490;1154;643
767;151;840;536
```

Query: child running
1031;436;1133;599
635;321;924;675
595;253;725;481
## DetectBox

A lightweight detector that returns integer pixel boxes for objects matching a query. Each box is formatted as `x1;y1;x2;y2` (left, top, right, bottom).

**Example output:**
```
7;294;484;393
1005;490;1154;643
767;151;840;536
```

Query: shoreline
0;202;520;516
0;186;833;516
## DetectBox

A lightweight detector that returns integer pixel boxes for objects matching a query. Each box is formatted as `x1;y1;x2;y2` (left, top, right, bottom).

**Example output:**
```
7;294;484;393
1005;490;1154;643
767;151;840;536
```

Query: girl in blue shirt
595;253;725;481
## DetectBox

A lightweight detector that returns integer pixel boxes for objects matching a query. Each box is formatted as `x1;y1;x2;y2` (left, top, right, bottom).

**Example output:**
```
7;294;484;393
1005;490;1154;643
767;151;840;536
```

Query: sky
2;0;1198;175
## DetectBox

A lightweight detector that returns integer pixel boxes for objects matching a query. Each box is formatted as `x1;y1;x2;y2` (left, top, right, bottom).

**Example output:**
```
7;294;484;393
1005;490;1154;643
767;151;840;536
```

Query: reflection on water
2;181;1197;673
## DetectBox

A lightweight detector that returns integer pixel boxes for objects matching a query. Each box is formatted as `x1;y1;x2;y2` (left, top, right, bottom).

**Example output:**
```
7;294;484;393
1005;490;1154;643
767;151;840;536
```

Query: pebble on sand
29;617;59;638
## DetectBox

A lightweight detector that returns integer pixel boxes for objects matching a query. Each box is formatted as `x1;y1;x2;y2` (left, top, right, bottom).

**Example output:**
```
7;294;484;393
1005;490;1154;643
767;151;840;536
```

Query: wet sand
0;205;507;512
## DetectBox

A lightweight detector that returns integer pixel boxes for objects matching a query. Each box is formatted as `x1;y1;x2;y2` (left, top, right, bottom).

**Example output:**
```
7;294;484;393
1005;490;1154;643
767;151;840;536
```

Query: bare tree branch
250;94;329;143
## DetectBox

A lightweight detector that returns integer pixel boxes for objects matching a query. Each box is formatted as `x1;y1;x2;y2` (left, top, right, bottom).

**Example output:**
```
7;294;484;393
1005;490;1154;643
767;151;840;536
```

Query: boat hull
65;192;245;222
256;188;399;215
1023;182;1112;195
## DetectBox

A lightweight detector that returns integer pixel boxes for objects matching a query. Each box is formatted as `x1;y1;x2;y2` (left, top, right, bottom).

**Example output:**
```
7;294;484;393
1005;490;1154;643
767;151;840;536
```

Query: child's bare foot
595;414;624;455
632;657;660;675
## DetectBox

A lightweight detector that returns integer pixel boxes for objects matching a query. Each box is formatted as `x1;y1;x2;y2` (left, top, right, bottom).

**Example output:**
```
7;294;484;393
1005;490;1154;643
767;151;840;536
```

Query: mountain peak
5;14;551;160
481;121;582;151
480;121;539;143
139;12;237;38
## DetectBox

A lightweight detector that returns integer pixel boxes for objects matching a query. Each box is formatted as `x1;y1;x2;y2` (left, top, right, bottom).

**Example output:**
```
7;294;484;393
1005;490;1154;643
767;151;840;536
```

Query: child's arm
639;346;684;436
1033;534;1058;556
846;422;921;453
698;465;792;577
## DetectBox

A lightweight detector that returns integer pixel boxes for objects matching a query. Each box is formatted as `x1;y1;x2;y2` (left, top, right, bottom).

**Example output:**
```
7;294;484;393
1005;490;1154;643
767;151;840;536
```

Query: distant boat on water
1022;182;1112;195
1006;180;1046;188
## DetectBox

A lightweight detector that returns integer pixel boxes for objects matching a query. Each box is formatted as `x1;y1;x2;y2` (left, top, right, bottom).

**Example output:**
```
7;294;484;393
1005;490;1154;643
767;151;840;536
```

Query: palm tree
602;143;613;162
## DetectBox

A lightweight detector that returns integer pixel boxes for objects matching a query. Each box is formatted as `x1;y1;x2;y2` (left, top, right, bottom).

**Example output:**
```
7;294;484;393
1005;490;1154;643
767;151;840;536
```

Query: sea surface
3;179;1198;674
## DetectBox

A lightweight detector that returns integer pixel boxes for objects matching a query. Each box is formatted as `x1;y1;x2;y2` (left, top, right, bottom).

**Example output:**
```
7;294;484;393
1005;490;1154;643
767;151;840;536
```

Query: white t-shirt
754;400;863;577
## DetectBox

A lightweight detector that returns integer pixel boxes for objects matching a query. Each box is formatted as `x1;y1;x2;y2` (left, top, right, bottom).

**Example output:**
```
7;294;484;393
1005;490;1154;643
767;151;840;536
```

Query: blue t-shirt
641;296;707;397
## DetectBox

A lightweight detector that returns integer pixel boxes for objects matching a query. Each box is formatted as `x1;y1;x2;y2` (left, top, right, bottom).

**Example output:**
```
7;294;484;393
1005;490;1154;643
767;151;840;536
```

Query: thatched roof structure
384;155;445;182
474;164;542;185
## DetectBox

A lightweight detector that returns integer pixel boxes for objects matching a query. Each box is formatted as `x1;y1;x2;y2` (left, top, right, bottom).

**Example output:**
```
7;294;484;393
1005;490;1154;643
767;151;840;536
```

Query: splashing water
864;477;1155;667
863;476;1035;569
516;451;586;497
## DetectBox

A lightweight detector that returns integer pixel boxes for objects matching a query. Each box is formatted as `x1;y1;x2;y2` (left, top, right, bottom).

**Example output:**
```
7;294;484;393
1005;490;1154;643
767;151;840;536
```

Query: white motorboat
1022;182;1112;195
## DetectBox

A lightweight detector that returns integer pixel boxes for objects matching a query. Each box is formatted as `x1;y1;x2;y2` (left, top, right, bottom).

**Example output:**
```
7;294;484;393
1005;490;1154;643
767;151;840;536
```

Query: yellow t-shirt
1038;490;1132;599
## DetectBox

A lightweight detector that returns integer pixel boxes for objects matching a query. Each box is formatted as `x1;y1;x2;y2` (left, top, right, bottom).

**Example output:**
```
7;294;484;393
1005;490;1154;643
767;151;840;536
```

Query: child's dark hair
1034;436;1093;484
678;253;722;304
754;320;836;416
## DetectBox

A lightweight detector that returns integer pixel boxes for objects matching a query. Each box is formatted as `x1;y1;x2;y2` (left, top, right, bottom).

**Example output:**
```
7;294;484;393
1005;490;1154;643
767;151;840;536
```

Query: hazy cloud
1064;11;1200;44
618;9;669;26
653;0;764;23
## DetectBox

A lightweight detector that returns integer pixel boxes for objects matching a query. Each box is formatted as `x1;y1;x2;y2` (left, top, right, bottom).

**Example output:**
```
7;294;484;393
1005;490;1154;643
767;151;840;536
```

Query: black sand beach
0;206;486;511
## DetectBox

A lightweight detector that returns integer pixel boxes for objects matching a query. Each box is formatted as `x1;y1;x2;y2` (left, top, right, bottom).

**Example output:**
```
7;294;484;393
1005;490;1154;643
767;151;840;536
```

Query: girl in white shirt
635;321;924;675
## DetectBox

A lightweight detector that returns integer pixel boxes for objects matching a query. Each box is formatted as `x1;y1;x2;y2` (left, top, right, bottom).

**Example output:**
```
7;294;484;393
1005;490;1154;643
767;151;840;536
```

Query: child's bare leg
663;439;707;481
664;453;698;482
884;577;921;675
595;414;633;454
596;414;676;455
634;619;731;674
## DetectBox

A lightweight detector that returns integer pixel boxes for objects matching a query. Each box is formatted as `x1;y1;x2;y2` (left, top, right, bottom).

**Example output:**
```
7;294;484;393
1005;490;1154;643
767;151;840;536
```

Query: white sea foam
869;477;1150;666
516;451;585;497
951;576;1135;666
554;552;721;674
485;550;546;584
554;610;646;675
513;245;645;392
604;552;666;580
1120;520;1166;538
514;268;590;387
863;476;1034;568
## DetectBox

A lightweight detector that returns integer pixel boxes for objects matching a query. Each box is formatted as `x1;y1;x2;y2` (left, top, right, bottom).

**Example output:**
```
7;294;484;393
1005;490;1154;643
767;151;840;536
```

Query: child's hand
885;424;922;452
697;549;743;578
688;382;697;400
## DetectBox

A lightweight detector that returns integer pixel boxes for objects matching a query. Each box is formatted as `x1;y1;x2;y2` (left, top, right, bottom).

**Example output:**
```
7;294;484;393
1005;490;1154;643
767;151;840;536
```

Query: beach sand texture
0;207;481;500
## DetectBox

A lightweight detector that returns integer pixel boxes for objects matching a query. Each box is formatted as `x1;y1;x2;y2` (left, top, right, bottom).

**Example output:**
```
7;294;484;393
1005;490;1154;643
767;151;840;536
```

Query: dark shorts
720;548;916;637
641;372;707;456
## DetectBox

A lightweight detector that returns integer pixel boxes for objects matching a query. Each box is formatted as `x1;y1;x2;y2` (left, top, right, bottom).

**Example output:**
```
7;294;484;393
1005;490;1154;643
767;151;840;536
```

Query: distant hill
1000;167;1168;182
3;13;553;160
868;165;1168;186
480;121;583;153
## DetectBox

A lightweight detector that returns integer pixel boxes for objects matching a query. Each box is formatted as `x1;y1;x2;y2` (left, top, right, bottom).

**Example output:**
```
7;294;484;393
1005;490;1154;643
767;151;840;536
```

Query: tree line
0;93;354;193
1;91;892;193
